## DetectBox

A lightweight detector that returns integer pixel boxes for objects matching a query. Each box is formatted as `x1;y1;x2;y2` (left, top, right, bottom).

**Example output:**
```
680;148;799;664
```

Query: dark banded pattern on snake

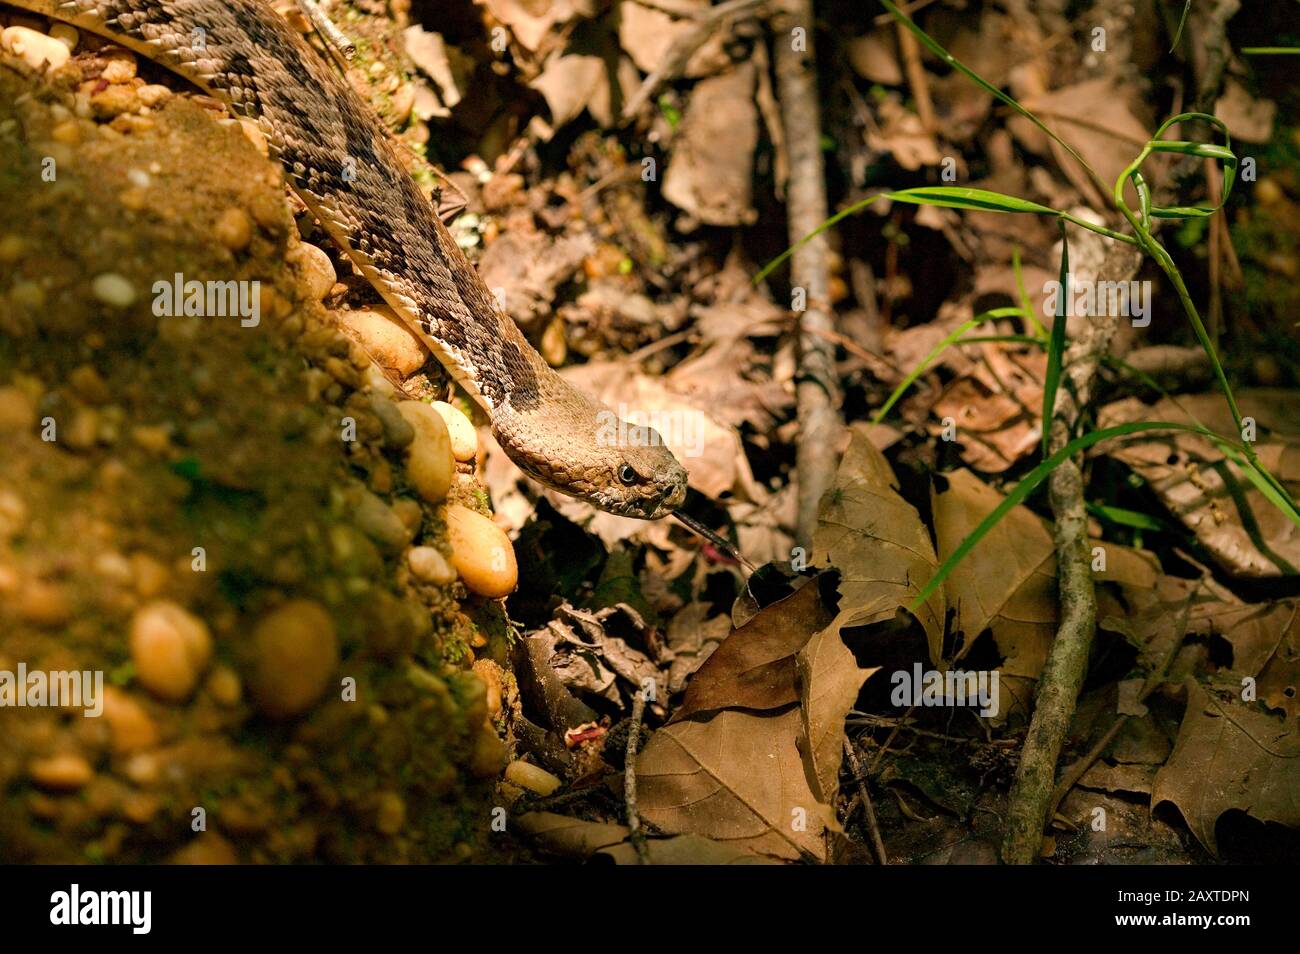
8;0;688;518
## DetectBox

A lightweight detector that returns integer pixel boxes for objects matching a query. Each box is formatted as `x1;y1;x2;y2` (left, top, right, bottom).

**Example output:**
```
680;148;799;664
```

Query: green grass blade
908;421;1300;612
756;185;1135;284
1088;502;1164;531
1170;0;1192;51
1012;246;1048;338
1042;222;1070;454
1242;48;1300;54
870;306;1027;426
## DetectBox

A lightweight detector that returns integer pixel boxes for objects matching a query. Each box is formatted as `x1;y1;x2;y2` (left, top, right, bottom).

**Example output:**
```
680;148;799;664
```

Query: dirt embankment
0;40;512;863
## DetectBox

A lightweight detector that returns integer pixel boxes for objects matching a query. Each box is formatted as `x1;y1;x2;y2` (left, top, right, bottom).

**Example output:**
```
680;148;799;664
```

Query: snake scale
8;0;689;519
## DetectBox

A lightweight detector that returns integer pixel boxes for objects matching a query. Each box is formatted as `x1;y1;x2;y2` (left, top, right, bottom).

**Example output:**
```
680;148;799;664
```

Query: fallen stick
773;0;842;547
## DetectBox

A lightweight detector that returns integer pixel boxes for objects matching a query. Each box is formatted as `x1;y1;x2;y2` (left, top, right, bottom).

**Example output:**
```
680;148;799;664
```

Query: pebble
18;580;71;626
213;207;253;252
375;791;406;835
90;84;140;119
472;659;503;720
0;233;24;264
28;753;93;791
289;242;336;301
170;832;239;865
101;57;136;84
91;272;136;308
353;488;411;553
206;666;243;707
250;599;338;719
50;119;80;144
63;407;99;450
2;26;70;71
137;84;172;108
396;401;453;503
445;504;518;598
430;401;477;461
0;386;36;432
503;759;560;795
129;600;213;702
339;306;428;377
471;727;508;778
391;497;423;535
0;489;26;538
69;364;110;404
368;394;414;449
100;687;159;754
407;545;457;585
10;280;45;310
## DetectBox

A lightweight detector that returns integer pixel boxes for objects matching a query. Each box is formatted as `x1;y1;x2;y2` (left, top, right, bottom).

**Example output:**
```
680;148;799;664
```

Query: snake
6;0;689;520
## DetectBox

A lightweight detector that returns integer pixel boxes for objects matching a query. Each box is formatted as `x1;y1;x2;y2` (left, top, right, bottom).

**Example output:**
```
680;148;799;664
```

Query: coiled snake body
9;0;688;518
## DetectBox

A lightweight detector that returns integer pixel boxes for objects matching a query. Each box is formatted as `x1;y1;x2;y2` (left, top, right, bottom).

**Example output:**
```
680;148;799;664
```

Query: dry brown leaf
635;706;834;861
847;30;901;85
663;64;759;225
796;610;879;803
478;0;578;52
867;97;942;171
1020;79;1151;209
934;469;1161;686
672;575;835;722
514;812;630;858
932;469;1056;673
616;1;730;78
530;52;605;128
1096;391;1300;577
1215;79;1276;144
476;229;593;329
1152;683;1300;855
596;833;780;865
813;425;946;663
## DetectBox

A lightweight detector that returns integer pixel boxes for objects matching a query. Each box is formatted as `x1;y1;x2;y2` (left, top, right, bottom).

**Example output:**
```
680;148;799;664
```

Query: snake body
8;0;688;518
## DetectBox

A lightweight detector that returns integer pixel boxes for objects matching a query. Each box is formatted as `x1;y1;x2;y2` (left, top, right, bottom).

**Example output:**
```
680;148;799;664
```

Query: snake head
594;437;690;519
493;401;689;520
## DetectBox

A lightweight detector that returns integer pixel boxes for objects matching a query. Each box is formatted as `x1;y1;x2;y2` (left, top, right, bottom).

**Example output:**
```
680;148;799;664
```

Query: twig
895;21;936;132
621;0;771;121
297;0;356;69
774;0;842;547
843;739;888;864
625;689;651;864
1001;240;1142;865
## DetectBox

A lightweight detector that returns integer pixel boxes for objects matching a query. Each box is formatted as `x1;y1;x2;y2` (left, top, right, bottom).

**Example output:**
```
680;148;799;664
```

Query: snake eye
618;465;638;486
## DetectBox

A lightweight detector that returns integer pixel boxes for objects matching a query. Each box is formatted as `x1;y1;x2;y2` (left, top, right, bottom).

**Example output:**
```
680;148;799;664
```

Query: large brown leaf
635;707;834;861
1096;391;1300;578
932;468;1056;674
1152;683;1300;855
935;469;1162;684
671;575;834;722
813;425;946;662
796;610;879;802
